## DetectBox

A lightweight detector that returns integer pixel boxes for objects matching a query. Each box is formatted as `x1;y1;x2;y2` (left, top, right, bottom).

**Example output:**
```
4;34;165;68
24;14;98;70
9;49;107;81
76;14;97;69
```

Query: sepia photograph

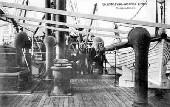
0;0;170;107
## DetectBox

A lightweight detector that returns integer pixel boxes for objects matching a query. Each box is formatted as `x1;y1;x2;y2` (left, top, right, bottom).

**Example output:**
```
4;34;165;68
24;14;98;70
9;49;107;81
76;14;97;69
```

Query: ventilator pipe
14;31;31;67
128;27;151;107
44;36;56;80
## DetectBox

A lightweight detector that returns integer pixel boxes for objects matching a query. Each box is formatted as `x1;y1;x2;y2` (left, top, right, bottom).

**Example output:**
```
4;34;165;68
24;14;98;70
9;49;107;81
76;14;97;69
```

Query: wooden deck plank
80;79;96;107
7;95;21;107
85;79;103;107
106;80;133;106
88;79;106;107
7;95;22;107
47;96;55;107
98;79;127;107
11;95;25;107
58;97;64;107
74;79;86;107
1;75;170;107
93;79;119;107
51;97;60;107
72;93;79;107
42;95;51;106
123;87;135;97
20;93;35;107
30;93;44;107
0;94;16;107
115;88;133;106
26;93;40;107
119;87;134;100
70;79;78;107
148;89;170;107
63;97;69;107
97;79;123;107
37;93;48;107
90;79;112;107
87;79;108;107
93;80;113;107
68;96;75;107
16;94;30;107
73;92;80;107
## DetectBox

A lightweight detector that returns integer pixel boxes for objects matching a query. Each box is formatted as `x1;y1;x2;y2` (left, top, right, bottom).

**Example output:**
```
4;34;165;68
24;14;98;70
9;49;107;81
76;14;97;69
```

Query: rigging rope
115;0;148;28
130;0;148;20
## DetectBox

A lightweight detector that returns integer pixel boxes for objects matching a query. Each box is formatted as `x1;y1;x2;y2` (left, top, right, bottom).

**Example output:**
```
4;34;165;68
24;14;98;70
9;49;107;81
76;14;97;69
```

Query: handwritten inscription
102;2;147;9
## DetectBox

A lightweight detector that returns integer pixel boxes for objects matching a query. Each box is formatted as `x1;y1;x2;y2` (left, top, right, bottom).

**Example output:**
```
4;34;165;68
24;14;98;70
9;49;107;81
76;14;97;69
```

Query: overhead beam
18;22;126;39
1;2;170;29
1;14;128;34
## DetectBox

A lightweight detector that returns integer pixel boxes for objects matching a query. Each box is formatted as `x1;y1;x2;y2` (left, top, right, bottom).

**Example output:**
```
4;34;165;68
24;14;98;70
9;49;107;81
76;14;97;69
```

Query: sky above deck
0;0;170;45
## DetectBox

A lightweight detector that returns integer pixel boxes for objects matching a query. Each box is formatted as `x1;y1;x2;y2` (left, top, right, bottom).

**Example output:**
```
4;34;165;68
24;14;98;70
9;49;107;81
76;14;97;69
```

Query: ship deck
0;74;170;107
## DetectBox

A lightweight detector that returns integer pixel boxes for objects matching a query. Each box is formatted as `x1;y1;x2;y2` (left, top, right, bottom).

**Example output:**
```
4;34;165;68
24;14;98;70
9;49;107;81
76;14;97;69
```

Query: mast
163;0;165;23
55;0;66;59
45;0;51;37
155;0;159;36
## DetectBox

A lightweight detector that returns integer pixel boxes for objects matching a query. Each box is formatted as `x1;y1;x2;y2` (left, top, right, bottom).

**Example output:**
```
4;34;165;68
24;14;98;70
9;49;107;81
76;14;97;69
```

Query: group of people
67;35;107;75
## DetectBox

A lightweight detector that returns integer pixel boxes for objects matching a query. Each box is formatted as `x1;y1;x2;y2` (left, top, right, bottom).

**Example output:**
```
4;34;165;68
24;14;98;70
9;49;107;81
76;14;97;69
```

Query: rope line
130;0;148;20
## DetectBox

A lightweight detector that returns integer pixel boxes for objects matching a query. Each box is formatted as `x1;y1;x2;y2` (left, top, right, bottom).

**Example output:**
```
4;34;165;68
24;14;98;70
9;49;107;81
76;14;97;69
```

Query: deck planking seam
35;93;46;107
26;93;40;107
84;79;105;107
78;78;89;107
30;93;44;107
52;96;60;107
91;79;112;107
1;75;170;107
21;94;36;107
98;79;127;107
91;80;113;107
81;79;97;107
0;94;16;107
118;87;134;101
100;80;122;107
16;94;31;107
63;96;69;107
42;95;51;106
114;87;133;106
37;93;48;107
68;95;75;107
11;95;25;107
109;83;133;107
106;80;134;106
6;95;20;107
87;79;100;107
123;88;135;97
89;79;109;107
97;79;124;107
58;97;65;107
73;78;85;107
88;82;104;107
92;79;118;107
48;96;55;107
6;95;21;107
71;79;79;107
